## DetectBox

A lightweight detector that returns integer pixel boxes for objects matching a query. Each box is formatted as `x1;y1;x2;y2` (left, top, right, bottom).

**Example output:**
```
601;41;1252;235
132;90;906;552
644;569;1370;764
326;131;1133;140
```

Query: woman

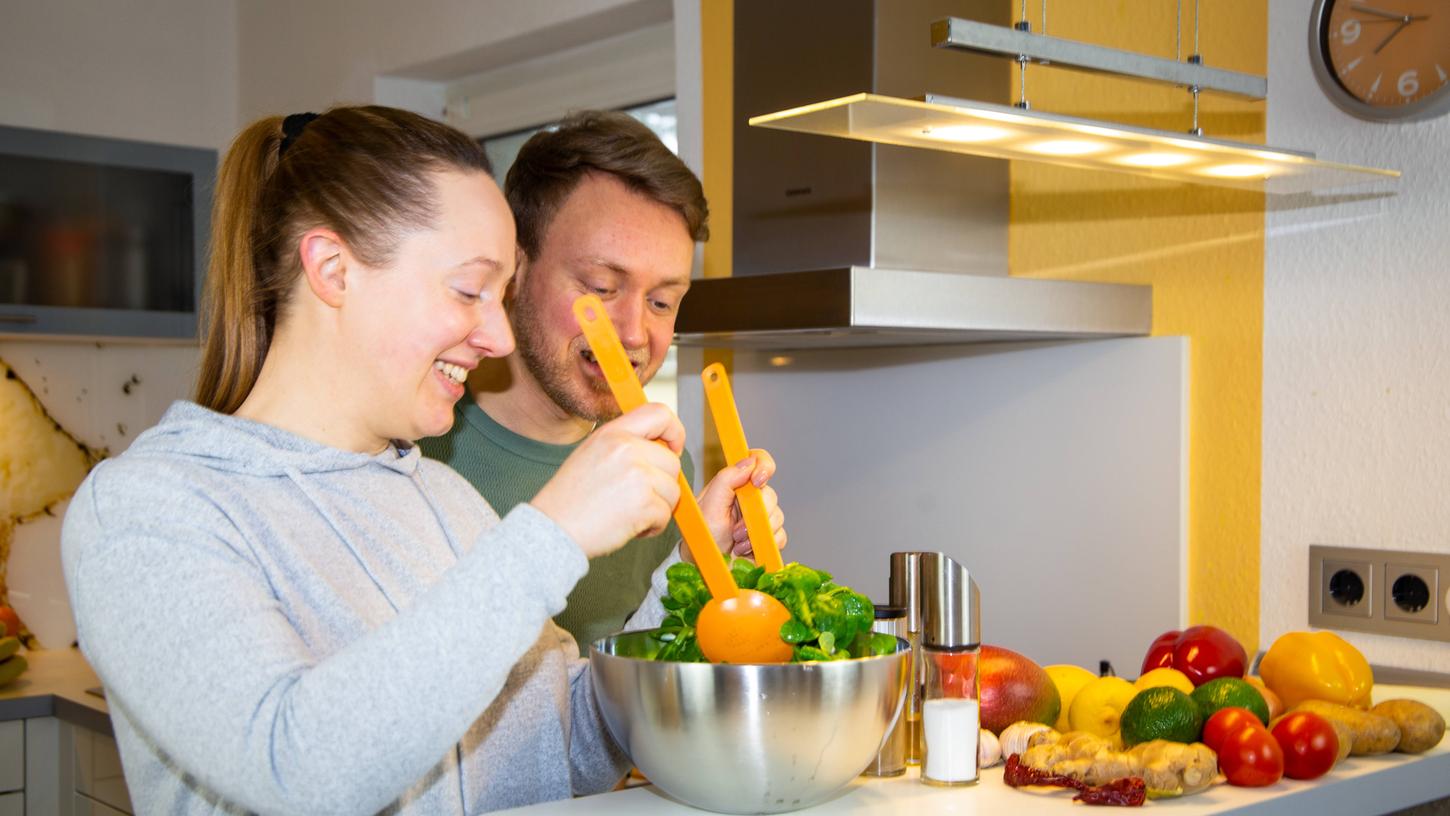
60;107;773;815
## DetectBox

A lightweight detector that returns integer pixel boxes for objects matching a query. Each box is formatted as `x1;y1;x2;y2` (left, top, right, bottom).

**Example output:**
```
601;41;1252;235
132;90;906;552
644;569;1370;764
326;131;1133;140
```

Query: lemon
1068;676;1139;739
1134;667;1195;696
1190;677;1270;725
1119;686;1204;747
1044;665;1098;731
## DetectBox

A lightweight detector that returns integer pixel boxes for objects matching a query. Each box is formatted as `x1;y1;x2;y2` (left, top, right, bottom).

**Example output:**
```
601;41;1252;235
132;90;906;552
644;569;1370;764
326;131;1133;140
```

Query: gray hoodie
61;401;632;815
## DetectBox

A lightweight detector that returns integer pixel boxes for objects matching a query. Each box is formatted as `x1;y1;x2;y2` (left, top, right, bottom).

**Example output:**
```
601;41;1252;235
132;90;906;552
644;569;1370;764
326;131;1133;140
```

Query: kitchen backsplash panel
0;340;198;647
725;337;1188;672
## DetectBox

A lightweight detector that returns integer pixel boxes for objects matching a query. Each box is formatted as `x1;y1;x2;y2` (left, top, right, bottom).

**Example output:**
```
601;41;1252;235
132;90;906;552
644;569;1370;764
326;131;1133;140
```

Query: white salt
922;698;979;784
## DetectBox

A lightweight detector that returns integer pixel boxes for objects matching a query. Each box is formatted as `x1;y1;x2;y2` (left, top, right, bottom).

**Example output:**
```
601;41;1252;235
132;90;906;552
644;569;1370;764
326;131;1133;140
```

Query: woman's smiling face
342;169;517;445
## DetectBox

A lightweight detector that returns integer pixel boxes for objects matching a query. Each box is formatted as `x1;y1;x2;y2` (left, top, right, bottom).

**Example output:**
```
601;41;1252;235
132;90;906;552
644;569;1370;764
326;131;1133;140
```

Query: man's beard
512;289;624;423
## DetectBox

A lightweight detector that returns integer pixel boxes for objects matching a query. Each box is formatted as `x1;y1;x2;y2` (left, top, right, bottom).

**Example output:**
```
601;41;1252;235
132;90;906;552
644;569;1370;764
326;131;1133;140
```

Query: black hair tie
279;112;320;157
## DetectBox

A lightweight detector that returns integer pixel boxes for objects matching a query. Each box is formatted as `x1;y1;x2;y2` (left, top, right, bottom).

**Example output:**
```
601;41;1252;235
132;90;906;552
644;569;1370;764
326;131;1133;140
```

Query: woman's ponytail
194;117;283;413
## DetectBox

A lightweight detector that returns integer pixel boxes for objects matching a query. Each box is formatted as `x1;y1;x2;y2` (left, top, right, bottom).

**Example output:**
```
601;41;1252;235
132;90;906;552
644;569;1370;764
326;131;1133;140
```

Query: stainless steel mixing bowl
590;630;909;814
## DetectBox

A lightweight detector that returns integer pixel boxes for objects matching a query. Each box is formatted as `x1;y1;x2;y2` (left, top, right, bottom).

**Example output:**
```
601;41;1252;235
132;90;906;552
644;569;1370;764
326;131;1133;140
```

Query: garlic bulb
979;727;1003;768
999;721;1057;758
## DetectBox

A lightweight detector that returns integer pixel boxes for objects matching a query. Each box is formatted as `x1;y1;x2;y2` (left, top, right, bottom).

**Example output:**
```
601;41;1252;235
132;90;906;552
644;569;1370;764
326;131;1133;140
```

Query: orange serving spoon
701;363;785;574
572;295;792;663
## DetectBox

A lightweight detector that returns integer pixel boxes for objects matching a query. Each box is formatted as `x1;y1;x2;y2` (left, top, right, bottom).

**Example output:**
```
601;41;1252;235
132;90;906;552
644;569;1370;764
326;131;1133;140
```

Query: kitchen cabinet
10;717;133;816
0;722;21;793
70;794;127;816
0;650;133;815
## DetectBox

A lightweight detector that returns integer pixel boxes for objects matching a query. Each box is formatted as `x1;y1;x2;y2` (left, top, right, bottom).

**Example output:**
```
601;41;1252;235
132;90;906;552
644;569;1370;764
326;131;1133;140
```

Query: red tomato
1271;712;1339;780
0;606;19;639
1219;724;1285;787
1203;706;1262;753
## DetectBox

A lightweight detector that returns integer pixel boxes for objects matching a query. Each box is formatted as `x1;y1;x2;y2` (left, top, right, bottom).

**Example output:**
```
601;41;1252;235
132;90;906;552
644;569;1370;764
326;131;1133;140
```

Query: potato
1294;700;1400;755
1371;699;1446;754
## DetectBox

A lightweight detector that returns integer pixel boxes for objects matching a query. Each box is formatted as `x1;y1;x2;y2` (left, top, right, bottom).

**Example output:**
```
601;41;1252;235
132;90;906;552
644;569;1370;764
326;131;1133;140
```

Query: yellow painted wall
1009;2;1265;654
698;0;734;478
701;0;732;282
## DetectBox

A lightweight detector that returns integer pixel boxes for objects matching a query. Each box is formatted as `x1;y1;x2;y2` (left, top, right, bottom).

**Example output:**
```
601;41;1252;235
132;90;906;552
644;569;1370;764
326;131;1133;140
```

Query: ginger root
1021;731;1217;798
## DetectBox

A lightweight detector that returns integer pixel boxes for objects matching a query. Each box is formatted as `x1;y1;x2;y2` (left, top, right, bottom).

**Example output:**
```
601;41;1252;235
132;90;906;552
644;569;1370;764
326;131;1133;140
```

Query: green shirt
419;400;690;655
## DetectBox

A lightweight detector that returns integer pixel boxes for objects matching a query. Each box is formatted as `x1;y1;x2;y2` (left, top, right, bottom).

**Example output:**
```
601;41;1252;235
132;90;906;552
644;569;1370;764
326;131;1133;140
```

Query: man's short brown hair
504;110;708;259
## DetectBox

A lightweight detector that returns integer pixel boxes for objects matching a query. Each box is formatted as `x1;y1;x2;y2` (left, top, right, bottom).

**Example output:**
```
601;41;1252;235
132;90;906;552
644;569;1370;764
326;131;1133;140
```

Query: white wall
235;0;670;120
730;338;1188;671
1262;0;1450;670
0;0;239;148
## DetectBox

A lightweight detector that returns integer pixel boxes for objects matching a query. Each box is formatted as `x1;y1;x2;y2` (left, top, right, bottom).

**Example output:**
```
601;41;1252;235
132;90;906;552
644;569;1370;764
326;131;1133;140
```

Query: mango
980;644;1061;734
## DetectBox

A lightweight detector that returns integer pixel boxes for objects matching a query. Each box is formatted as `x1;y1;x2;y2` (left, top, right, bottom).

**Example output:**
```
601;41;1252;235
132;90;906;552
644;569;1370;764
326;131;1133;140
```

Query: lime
1190;677;1269;725
1120;686;1204;747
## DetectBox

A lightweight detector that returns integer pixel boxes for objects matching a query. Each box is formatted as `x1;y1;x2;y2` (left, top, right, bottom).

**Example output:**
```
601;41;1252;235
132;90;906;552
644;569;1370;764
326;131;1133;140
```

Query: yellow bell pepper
1259;631;1373;710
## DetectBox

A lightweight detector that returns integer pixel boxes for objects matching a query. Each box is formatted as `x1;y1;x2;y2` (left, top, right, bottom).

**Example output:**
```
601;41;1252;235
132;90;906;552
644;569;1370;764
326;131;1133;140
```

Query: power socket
1384;562;1439;624
1313;553;1373;619
1309;545;1450;642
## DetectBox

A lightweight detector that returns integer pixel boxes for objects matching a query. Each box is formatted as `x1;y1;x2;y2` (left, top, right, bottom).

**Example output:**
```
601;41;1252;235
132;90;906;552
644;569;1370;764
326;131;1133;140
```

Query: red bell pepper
1140;625;1247;687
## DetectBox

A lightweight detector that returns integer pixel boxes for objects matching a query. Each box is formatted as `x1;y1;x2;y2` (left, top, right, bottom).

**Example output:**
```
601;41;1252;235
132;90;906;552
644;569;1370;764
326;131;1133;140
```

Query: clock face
1314;0;1450;120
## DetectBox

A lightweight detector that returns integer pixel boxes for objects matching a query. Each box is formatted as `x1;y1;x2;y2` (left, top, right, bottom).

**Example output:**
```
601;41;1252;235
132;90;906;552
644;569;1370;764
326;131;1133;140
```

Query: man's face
510;171;695;423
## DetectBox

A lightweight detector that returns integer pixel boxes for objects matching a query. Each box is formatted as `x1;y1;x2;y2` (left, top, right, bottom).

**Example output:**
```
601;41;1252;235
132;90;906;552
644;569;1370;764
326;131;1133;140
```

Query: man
421;111;784;653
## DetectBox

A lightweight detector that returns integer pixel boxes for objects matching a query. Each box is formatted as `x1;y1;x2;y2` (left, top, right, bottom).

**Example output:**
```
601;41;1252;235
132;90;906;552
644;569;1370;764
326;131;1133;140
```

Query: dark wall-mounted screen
0;124;214;339
0;151;195;312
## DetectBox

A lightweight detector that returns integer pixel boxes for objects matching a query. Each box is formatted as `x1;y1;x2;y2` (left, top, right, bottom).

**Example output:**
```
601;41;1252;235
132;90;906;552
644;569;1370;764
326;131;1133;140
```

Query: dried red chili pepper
1073;777;1147;807
1003;755;1146;807
1004;753;1081;788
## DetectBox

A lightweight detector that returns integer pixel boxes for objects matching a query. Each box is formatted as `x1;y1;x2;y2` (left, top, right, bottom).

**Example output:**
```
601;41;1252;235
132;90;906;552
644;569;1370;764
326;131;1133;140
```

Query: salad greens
654;558;899;663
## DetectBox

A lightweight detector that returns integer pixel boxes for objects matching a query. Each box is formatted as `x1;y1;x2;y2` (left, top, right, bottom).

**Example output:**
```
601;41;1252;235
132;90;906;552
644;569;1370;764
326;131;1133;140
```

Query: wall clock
1308;0;1450;121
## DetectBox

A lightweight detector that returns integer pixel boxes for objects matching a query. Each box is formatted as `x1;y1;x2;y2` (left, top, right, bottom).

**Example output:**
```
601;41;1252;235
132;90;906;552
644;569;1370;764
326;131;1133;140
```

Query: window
480;98;677;182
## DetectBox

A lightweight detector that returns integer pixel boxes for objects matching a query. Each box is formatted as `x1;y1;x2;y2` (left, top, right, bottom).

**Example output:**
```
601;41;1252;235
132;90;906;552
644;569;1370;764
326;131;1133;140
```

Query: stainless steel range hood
675;267;1150;349
675;0;1152;349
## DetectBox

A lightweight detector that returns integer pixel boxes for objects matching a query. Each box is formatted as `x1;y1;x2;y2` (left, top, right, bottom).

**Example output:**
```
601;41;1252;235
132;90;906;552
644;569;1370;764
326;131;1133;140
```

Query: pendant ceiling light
748;12;1400;194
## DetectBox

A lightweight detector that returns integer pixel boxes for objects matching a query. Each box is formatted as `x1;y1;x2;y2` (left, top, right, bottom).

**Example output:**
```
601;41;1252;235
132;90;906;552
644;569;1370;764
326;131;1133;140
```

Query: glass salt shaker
921;644;980;786
916;553;981;787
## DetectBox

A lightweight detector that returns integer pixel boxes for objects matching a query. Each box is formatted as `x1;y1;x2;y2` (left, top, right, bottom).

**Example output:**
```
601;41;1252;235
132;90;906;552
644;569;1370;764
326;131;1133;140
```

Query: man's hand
691;448;787;564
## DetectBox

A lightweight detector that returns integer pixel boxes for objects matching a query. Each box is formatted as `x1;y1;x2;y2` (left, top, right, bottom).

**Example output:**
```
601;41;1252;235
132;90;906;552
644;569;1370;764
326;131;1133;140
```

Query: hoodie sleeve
623;546;682;631
63;460;587;816
559;627;631;794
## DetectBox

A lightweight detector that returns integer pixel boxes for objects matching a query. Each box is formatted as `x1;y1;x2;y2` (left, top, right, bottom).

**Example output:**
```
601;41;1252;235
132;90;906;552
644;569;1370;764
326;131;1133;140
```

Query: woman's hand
692;448;787;563
532;404;684;559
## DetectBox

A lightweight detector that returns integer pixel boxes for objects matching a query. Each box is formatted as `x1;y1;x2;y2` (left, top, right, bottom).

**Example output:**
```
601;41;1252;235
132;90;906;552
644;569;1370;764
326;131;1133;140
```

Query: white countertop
502;685;1450;815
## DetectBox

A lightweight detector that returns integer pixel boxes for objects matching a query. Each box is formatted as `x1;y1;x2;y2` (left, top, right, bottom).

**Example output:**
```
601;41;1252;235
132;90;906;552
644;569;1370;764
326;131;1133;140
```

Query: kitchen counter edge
0;647;112;736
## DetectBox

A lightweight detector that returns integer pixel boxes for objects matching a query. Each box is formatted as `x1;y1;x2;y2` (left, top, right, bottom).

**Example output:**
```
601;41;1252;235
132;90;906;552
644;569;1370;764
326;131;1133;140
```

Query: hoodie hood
128;401;421;478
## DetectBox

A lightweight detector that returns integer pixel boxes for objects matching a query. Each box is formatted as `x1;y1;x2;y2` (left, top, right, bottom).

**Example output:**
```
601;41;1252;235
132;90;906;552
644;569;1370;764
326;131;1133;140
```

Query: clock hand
1374;18;1409;53
1373;18;1412;54
1351;3;1413;21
